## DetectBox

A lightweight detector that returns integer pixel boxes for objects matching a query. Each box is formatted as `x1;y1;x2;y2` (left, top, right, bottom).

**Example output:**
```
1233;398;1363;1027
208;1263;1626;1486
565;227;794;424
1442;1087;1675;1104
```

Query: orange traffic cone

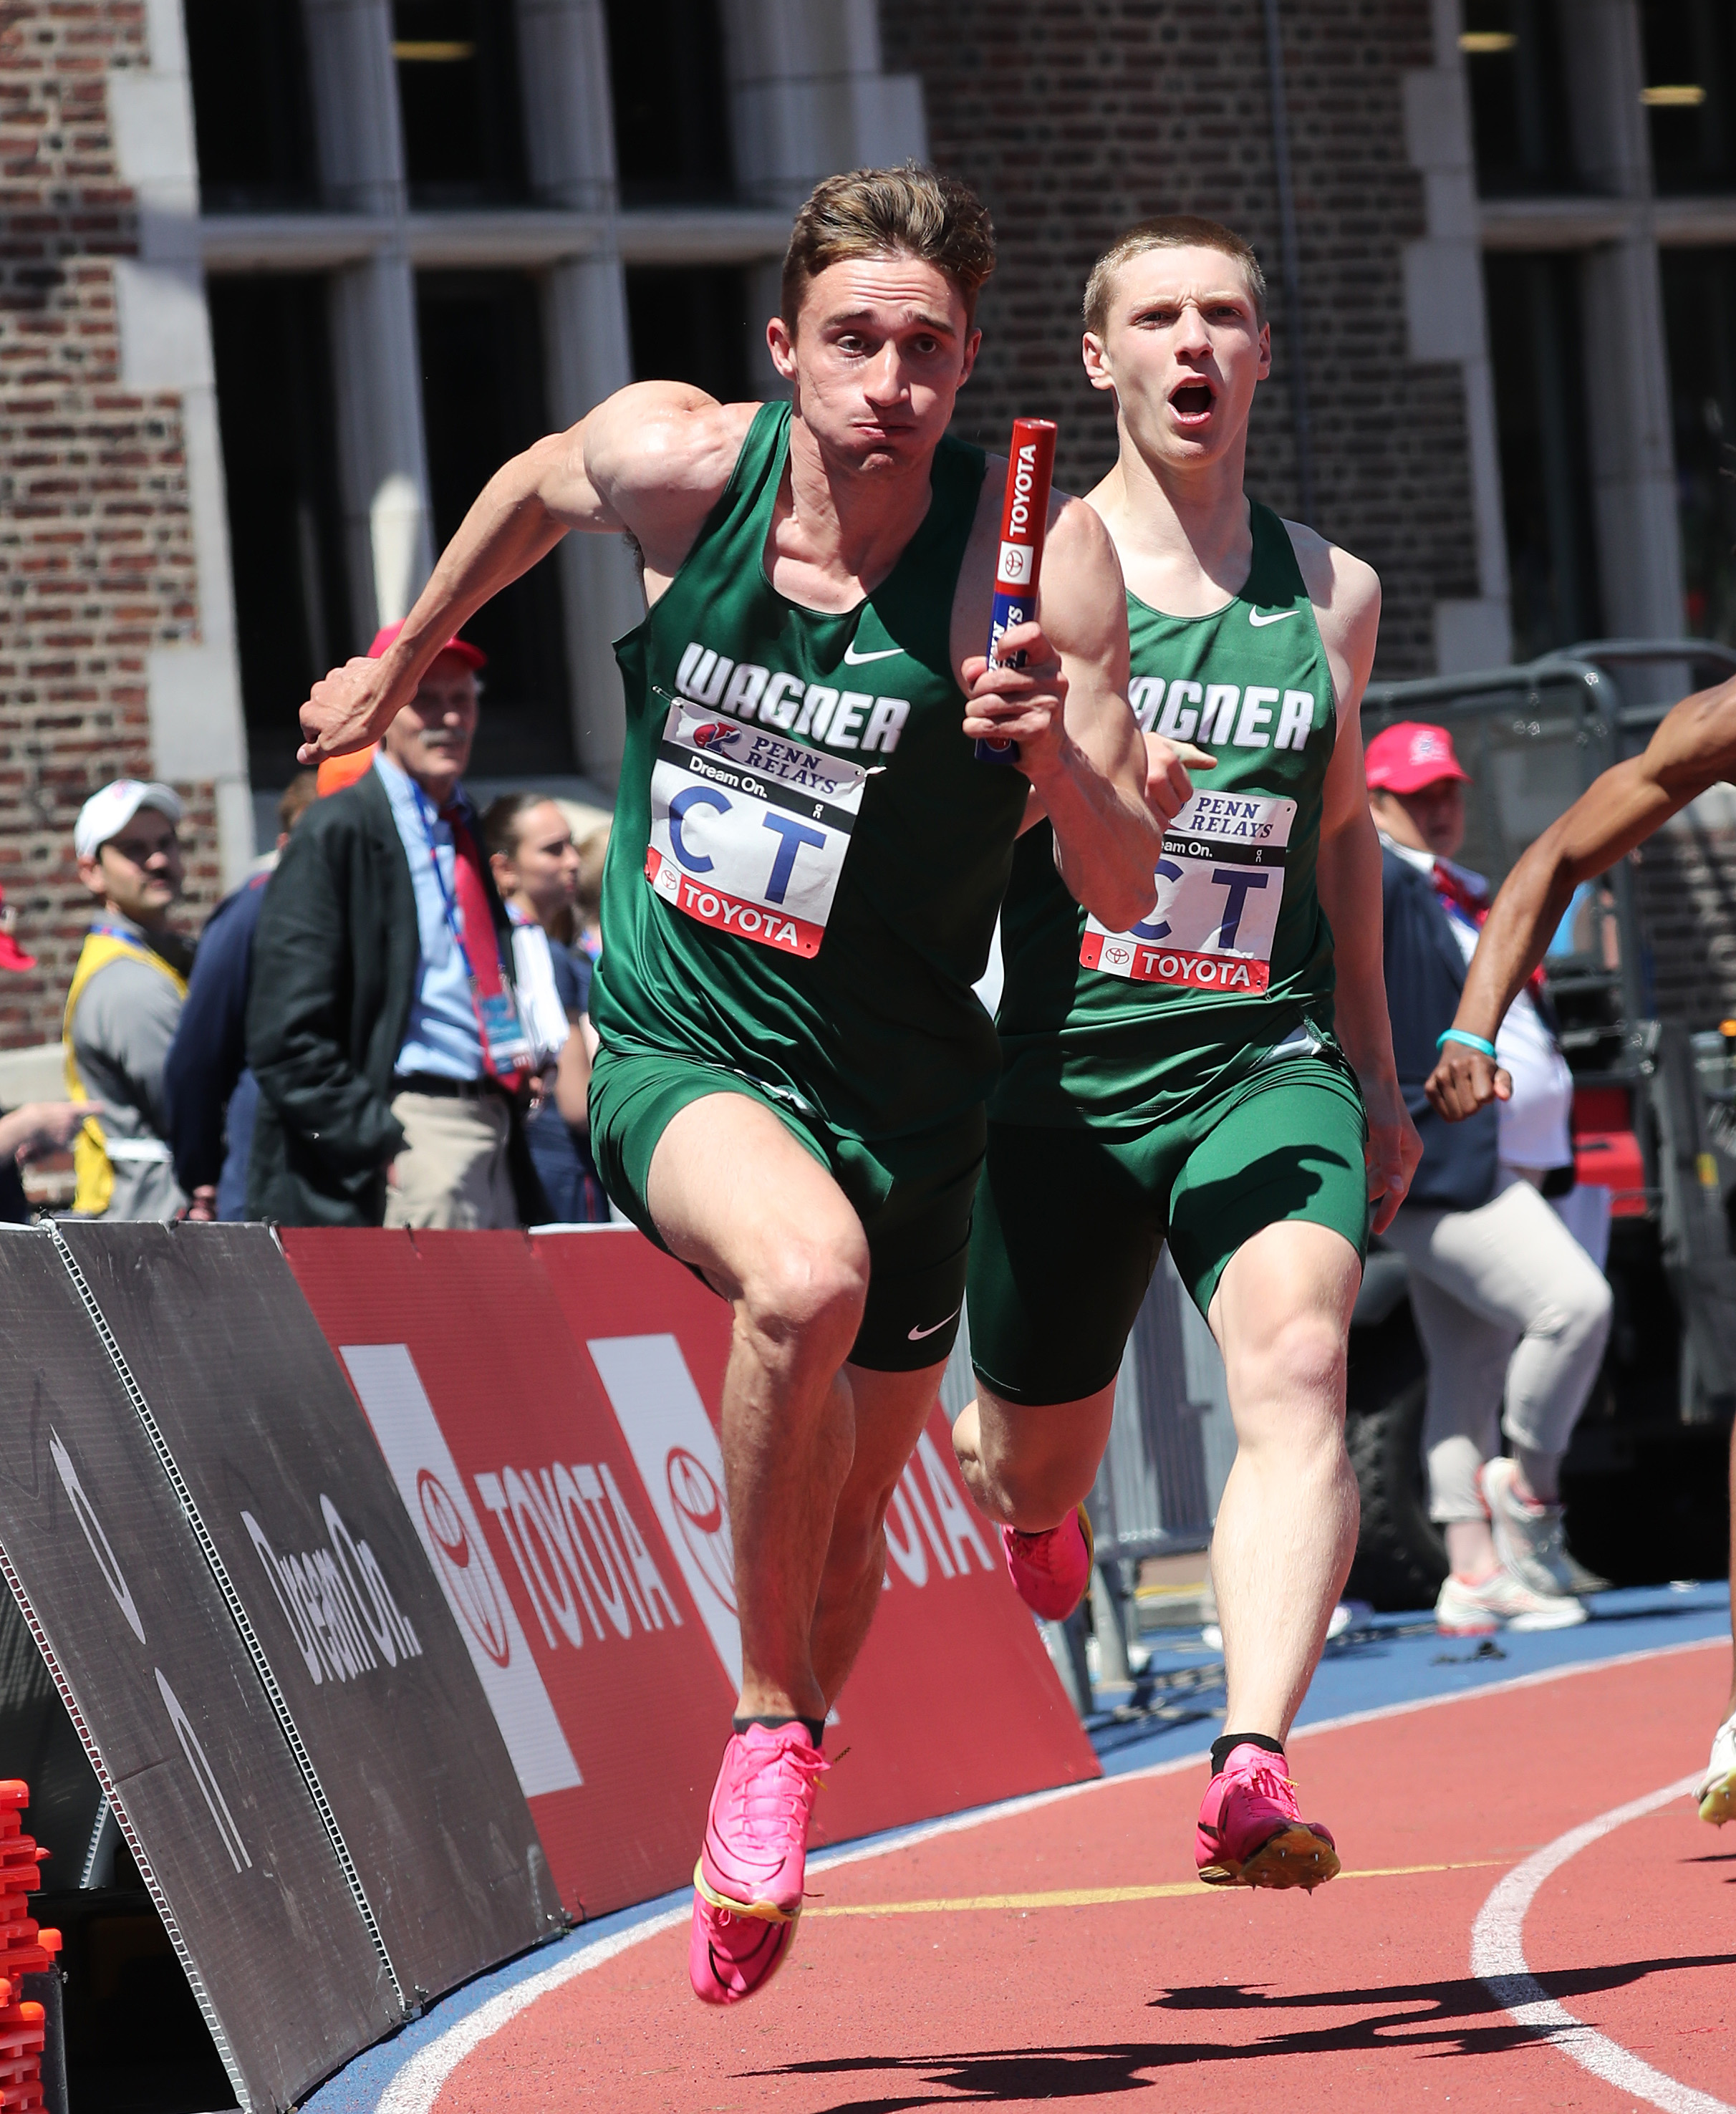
0;1784;59;2112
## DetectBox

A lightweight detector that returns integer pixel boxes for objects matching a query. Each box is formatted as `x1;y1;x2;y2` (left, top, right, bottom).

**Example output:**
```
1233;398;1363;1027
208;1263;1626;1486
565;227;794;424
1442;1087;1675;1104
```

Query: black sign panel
57;1223;556;1998
0;1229;397;2113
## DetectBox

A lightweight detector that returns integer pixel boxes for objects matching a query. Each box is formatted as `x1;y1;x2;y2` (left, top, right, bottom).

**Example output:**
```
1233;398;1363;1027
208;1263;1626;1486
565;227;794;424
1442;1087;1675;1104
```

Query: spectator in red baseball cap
1368;720;1611;1638
246;620;549;1230
1364;720;1470;854
314;622;483;796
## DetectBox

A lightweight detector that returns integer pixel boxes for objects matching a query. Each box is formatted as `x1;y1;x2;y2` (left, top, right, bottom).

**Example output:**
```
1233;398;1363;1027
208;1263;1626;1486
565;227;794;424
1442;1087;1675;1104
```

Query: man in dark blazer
1376;752;1500;1214
246;627;542;1228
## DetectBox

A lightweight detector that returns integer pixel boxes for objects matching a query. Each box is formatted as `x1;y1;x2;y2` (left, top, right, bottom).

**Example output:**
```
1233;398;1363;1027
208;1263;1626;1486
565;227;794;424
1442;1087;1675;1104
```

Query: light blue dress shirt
376;750;486;1081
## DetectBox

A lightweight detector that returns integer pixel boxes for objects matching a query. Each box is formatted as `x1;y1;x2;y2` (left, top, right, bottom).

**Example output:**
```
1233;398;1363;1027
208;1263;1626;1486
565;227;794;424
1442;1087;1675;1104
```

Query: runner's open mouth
1171;382;1215;418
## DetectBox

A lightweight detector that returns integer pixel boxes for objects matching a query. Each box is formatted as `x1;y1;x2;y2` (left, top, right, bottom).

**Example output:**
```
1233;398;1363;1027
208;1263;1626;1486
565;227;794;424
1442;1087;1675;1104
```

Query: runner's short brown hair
1084;216;1267;336
781;163;996;332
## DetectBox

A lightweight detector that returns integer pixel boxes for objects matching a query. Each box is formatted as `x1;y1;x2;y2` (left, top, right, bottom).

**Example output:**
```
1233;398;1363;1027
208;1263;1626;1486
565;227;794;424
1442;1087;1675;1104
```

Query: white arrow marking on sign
339;1343;582;1797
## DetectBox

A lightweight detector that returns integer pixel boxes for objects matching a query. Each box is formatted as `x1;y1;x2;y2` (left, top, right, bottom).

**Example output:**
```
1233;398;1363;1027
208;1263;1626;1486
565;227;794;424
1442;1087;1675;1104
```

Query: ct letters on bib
1081;788;1296;994
645;691;872;957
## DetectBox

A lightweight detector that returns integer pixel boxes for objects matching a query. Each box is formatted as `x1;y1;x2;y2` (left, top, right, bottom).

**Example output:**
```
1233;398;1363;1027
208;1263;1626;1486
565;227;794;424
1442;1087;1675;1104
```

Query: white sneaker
1434;1565;1587;1635
1200;1602;1350;1653
1697;1712;1736;1825
1481;1457;1577;1597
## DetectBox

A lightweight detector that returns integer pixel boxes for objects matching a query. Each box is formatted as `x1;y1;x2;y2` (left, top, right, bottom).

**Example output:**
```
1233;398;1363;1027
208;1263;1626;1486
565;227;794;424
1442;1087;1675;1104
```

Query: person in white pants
1424;666;1736;1822
1368;722;1612;1634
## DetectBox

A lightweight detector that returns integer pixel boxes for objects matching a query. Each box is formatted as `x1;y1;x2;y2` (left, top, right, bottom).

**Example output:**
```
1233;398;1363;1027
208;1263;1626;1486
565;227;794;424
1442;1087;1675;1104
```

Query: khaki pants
1382;1172;1613;1522
384;1089;517;1230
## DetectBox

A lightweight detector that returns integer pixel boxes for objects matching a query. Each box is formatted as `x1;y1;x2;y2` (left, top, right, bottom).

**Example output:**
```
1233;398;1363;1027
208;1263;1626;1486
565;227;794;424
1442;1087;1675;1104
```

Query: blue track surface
304;1581;1730;2113
1089;1580;1731;1777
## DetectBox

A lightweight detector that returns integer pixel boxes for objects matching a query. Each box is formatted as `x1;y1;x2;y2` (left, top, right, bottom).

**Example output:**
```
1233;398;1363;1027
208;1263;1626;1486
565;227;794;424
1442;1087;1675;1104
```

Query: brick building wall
882;0;1482;679
0;0;220;1051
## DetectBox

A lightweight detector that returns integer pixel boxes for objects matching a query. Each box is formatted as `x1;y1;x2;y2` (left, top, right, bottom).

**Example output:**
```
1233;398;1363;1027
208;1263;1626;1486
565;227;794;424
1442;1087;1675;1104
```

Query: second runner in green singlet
973;501;1369;1400
953;215;1418;1900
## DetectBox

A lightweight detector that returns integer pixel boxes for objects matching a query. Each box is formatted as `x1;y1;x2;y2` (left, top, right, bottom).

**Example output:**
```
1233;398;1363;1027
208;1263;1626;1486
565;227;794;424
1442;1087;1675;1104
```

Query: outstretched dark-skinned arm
1426;674;1736;1121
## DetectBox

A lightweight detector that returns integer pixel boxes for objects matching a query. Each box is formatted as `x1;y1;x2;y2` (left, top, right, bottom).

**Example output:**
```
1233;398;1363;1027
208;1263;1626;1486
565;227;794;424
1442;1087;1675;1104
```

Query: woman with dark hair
483;794;609;1222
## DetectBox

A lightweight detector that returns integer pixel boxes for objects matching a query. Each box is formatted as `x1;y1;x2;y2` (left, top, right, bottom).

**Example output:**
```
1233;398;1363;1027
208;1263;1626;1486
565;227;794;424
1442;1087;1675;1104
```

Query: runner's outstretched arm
296;385;756;763
1306;542;1419;1232
1427;673;1736;1121
963;496;1165;932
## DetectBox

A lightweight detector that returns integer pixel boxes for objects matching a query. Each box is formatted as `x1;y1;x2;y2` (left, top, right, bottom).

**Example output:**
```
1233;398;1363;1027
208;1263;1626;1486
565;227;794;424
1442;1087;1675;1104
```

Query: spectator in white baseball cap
64;777;193;1220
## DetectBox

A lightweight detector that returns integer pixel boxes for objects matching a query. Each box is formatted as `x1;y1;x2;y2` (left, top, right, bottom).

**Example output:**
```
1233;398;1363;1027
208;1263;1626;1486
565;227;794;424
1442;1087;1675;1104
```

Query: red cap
367;619;486;671
1365;720;1469;795
0;888;34;975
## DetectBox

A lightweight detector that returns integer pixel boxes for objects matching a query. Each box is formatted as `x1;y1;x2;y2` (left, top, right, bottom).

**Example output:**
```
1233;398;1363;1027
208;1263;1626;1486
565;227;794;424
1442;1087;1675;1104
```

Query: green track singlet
993;501;1339;1129
592;402;1029;1140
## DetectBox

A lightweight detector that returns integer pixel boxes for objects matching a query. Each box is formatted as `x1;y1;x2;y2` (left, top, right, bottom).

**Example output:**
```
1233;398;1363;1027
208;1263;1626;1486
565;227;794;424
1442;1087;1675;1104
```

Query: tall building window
1484;254;1602;659
392;1;528;207
416;274;572;777
606;0;733;204
208;279;352;788
184;0;319;211
626;268;753;404
1662;250;1736;642
1461;0;1576;196
1642;0;1736;196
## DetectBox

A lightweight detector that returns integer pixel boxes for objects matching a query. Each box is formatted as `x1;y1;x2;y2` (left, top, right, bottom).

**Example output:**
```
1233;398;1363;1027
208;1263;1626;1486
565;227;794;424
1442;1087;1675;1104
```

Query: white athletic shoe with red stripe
1434;1565;1585;1635
689;1722;825;2006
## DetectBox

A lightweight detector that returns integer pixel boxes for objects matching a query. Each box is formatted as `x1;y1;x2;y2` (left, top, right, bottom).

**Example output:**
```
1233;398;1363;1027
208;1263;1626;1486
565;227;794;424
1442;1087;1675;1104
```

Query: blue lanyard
409;783;476;967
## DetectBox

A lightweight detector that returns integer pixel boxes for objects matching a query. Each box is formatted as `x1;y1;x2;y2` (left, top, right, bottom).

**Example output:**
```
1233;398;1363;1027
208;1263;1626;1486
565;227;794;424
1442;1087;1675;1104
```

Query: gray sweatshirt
69;916;191;1222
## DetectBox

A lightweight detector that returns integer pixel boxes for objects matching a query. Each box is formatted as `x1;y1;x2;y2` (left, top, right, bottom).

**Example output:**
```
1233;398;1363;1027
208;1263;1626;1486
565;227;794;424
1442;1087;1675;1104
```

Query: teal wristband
1437;1029;1498;1059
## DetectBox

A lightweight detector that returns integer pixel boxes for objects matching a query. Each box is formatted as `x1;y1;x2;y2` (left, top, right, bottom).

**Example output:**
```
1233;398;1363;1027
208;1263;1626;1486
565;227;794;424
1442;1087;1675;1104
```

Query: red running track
427;1642;1733;2114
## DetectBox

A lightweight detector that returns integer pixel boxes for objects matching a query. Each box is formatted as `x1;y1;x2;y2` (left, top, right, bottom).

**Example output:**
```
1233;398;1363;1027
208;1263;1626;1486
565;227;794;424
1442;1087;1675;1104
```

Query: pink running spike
1000;1501;1094;1621
1195;1742;1340;1891
689;1723;826;2006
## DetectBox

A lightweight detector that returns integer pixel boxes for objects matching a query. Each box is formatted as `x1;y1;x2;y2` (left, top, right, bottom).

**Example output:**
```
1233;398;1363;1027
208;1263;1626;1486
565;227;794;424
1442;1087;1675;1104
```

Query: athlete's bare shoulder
1281;518;1381;716
552;385;760;577
950;462;1124;680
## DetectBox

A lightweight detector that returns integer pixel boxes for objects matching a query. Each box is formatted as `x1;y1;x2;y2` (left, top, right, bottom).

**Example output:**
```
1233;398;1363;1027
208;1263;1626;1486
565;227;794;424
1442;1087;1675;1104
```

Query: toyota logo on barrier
418;1469;510;1666
666;1449;736;1613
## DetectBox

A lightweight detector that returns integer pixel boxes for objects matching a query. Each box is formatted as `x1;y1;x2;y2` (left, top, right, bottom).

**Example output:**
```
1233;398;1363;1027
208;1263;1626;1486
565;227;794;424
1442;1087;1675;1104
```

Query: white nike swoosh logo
842;642;905;665
907;1308;962;1341
1248;608;1298;627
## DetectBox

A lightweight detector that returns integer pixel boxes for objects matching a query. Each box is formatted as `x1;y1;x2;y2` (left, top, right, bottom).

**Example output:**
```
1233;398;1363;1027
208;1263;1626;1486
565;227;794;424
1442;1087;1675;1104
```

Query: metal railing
939;1255;1235;1709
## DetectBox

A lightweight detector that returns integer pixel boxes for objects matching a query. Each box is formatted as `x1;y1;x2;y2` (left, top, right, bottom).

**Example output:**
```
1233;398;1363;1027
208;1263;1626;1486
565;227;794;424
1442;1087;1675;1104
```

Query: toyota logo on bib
418;1468;511;1666
666;1448;736;1613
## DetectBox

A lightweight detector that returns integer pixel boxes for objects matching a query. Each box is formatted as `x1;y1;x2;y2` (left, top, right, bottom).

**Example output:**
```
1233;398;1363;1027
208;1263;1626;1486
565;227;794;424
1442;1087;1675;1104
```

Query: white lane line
378;1632;1724;2114
1471;1775;1732;2114
375;1908;690;2114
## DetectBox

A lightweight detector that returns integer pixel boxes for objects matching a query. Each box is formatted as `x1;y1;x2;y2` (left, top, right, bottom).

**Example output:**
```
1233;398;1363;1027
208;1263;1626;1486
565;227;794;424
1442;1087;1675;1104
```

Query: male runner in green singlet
954;216;1422;1891
295;166;1172;2004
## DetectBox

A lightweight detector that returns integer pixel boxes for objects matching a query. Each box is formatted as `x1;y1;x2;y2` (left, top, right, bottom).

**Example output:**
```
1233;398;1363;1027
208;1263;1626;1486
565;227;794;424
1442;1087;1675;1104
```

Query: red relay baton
974;417;1059;763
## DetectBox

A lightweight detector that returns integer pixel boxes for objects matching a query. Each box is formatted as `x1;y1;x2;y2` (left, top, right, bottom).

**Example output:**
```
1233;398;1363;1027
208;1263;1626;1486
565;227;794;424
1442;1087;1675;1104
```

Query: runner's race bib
645;692;871;958
1081;789;1295;993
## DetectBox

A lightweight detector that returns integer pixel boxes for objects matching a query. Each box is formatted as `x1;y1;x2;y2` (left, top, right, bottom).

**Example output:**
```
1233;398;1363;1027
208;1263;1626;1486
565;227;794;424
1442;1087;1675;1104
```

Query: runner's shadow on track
749;1955;1736;2109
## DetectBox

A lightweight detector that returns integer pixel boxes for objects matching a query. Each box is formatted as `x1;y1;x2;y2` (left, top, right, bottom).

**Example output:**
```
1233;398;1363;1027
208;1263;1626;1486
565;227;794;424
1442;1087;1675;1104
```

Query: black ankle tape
1210;1731;1286;1777
733;1712;825;1749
